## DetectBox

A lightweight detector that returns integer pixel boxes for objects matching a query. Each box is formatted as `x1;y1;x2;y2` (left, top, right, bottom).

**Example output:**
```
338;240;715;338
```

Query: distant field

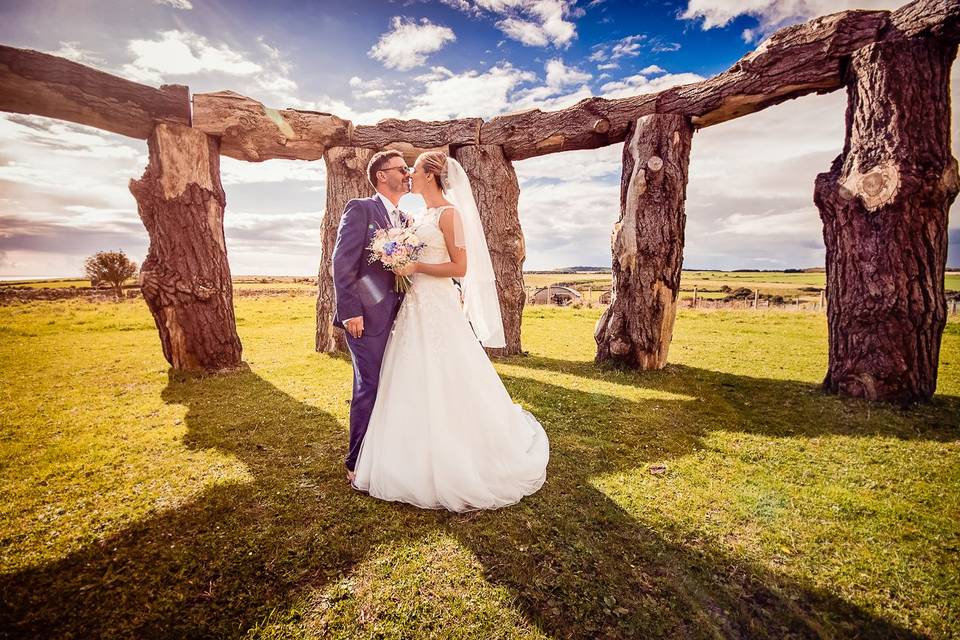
5;272;960;302
525;271;960;300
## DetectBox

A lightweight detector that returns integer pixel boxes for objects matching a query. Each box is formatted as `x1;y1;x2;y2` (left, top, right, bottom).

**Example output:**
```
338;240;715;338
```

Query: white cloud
651;41;680;53
600;69;704;99
610;34;645;59
680;0;898;37
447;0;578;48
544;58;591;88
42;41;107;67
406;64;536;119
121;30;263;84
369;17;456;71
219;157;326;186
590;33;647;65
155;0;193;8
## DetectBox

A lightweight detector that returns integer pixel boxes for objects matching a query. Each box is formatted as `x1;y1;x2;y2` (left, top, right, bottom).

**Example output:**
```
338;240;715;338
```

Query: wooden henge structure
1;0;958;404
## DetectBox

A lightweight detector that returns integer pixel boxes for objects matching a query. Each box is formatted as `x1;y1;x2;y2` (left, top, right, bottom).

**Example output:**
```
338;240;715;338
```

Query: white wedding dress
351;205;550;512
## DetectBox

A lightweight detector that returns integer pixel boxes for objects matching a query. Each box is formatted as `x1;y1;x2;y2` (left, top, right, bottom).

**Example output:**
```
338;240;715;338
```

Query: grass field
1;297;958;638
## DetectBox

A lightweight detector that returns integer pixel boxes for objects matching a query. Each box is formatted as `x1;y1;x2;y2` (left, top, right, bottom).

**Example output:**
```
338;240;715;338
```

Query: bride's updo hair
418;151;449;193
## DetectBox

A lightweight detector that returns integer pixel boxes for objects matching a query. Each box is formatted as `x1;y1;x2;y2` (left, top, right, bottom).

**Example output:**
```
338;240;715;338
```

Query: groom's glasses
381;165;411;175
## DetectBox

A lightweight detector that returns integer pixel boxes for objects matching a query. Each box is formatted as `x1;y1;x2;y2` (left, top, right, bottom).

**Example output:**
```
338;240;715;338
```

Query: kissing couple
331;149;549;513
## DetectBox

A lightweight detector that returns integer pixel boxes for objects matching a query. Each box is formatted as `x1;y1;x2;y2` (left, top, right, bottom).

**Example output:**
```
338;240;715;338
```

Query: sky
0;0;958;277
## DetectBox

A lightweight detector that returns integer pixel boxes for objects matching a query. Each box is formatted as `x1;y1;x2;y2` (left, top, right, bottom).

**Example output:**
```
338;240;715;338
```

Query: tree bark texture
315;147;376;353
595;114;694;369
0;44;189;139
452;144;525;357
129;123;242;371
813;36;959;403
192;90;353;162
352;118;481;149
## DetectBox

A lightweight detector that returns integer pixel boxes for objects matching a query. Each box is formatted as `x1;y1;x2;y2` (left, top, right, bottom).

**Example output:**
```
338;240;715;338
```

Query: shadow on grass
506;355;960;442
0;369;438;637
1;359;945;638
444;362;950;639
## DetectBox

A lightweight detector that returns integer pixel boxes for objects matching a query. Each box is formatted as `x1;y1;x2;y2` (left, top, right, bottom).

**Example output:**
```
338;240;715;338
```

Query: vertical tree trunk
129;123;242;371
315;146;375;353
814;37;959;404
452;144;525;357
595;114;694;369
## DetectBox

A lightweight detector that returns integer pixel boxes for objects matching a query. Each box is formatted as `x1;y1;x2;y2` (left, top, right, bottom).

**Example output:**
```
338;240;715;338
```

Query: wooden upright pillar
129;123;242;371
595;114;694;369
453;144;525;357
315;147;375;353
814;37;959;404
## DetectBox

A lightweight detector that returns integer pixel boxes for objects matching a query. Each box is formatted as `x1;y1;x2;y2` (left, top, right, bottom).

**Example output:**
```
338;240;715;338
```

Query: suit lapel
371;194;391;229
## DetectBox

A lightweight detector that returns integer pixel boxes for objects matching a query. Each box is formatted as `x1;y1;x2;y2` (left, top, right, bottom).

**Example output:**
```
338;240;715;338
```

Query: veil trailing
442;157;506;348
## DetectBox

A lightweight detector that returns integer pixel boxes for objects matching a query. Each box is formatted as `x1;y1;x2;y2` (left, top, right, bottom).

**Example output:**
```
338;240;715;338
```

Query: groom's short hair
367;150;405;188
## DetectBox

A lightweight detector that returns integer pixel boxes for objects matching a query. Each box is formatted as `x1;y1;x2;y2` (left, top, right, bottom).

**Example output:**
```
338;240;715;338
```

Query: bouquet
367;227;426;293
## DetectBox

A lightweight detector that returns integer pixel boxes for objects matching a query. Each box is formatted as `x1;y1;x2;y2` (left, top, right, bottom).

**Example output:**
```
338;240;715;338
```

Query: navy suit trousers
344;327;392;471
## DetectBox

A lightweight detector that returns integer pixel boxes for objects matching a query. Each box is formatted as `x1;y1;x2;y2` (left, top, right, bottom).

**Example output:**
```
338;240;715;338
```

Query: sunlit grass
1;297;957;638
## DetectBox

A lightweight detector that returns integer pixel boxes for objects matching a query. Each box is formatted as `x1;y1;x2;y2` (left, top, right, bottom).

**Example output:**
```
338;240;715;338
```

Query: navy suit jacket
332;195;404;337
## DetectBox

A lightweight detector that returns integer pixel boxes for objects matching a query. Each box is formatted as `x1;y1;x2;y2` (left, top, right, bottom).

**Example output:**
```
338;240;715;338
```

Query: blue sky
0;0;957;276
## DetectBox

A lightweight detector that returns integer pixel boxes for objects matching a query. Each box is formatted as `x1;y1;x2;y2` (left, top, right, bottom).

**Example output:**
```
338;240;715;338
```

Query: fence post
693;285;698;309
753;288;759;309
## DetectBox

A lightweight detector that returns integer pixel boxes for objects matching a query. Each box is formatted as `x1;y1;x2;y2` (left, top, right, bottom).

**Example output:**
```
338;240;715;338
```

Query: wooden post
129;123;242;372
819;289;825;311
315;147;375;353
814;36;959;403
692;285;697;309
452;144;525;357
595;113;694;369
753;288;759;309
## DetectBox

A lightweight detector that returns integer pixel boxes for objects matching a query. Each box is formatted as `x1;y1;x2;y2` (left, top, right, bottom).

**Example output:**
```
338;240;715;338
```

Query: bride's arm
398;208;467;278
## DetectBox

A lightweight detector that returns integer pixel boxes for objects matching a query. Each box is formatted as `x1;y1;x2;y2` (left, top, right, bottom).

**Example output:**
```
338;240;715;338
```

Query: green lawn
1;298;958;638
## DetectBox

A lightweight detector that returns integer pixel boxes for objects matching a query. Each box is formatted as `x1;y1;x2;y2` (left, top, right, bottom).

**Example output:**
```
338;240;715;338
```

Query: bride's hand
394;262;418;277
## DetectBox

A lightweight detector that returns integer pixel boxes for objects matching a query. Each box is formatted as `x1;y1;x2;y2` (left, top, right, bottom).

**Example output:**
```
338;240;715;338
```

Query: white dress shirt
376;191;401;227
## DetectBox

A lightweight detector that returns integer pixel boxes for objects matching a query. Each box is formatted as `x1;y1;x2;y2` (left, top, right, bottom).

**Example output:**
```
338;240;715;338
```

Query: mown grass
0;298;957;639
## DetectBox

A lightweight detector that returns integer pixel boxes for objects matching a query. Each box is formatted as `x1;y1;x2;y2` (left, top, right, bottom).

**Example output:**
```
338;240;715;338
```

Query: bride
350;151;549;512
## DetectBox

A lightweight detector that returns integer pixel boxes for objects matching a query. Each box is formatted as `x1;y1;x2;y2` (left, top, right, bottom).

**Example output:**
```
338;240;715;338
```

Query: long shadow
446;369;940;639
506;355;960;442
1;360;950;638
0;368;438;638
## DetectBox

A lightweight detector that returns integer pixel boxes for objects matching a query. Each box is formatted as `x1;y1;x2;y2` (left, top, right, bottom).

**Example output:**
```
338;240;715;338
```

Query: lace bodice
413;206;452;265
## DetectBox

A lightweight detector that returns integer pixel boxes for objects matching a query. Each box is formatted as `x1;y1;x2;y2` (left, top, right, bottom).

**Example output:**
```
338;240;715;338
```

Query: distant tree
83;251;138;298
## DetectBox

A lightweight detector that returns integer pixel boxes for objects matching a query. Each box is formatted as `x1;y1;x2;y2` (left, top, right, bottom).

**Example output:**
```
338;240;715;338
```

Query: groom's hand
344;316;364;338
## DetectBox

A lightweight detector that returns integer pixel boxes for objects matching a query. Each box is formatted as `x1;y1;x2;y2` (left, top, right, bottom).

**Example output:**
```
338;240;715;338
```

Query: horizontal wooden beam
481;9;891;159
1;0;956;162
352;117;481;149
192;90;353;161
481;0;960;160
0;44;190;139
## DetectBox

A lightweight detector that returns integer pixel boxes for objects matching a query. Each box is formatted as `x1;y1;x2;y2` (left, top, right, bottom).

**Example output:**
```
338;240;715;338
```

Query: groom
332;149;411;483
